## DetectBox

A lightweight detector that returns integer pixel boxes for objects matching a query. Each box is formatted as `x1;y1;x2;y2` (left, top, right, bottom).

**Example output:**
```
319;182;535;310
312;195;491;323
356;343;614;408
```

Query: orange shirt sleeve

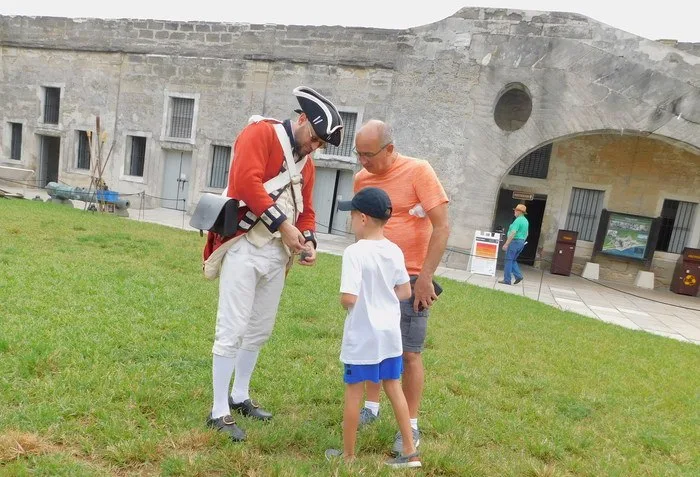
413;161;448;212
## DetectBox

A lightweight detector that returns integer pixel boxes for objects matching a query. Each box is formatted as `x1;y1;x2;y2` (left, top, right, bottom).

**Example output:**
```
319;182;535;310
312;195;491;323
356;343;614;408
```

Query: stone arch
493;130;700;282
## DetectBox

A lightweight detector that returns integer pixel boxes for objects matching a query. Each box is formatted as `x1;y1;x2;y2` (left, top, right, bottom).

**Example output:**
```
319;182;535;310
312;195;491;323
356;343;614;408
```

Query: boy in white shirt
325;187;421;469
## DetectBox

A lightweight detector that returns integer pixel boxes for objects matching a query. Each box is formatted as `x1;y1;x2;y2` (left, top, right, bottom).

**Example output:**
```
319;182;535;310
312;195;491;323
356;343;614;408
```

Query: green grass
1;199;699;476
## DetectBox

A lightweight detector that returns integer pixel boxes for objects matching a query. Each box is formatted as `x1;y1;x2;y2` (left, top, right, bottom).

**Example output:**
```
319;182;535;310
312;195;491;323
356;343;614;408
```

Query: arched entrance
492;132;700;285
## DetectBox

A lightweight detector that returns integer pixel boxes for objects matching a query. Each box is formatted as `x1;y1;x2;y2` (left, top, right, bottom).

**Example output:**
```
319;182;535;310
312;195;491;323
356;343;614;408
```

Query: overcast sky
2;0;698;42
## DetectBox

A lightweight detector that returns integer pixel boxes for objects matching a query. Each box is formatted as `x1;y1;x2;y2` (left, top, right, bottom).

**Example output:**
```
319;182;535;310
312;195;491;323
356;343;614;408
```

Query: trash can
550;230;578;276
670;247;700;296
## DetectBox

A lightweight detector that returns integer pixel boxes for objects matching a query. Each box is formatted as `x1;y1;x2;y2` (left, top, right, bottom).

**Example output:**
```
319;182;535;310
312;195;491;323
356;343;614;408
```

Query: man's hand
502;243;509;251
279;221;305;254
413;274;438;313
299;242;317;266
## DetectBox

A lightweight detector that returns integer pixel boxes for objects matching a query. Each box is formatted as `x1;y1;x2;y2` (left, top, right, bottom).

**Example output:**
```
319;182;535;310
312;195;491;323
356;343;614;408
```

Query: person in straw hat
499;203;529;285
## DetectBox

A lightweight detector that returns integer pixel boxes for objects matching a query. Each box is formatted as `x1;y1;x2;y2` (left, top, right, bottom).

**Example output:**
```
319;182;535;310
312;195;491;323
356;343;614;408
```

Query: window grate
44;87;61;124
76;131;91;170
657;199;697;254
209;145;231;189
10;123;22;160
565;188;605;242
168;97;195;139
323;111;357;158
127;136;147;177
509;143;551;179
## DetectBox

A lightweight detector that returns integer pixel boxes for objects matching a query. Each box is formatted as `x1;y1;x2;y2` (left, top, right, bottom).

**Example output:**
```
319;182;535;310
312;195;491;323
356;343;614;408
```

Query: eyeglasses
353;142;392;158
305;123;325;148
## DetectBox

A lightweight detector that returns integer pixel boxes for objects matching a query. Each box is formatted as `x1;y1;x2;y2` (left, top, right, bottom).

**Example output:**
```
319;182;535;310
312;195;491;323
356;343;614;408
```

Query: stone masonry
1;8;699;278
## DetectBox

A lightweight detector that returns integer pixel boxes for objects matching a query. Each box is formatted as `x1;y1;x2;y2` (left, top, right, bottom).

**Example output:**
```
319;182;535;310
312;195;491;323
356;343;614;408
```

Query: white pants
212;237;288;357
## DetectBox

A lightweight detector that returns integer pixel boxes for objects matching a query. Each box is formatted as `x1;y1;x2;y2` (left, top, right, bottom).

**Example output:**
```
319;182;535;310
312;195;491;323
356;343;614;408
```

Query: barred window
209;145;231;189
168;97;195;139
565;188;605;242
10;123;22;160
323;111;357;158
43;87;61;124
126;136;147;177
657;199;697;254
76;130;91;170
509;143;551;179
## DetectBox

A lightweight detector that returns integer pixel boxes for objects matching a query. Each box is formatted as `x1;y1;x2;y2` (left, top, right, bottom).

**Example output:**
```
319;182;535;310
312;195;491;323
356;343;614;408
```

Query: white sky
2;0;698;42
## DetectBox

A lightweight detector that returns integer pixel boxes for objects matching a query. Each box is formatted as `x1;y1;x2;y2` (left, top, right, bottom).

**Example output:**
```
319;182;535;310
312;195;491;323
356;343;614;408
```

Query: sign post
469;231;501;276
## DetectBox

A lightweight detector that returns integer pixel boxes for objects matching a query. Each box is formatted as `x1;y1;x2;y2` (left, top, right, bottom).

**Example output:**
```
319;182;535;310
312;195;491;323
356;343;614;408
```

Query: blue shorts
343;356;403;384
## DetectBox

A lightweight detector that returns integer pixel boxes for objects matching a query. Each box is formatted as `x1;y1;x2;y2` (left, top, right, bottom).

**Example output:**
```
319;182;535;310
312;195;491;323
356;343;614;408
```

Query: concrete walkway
316;232;700;345
5;185;699;345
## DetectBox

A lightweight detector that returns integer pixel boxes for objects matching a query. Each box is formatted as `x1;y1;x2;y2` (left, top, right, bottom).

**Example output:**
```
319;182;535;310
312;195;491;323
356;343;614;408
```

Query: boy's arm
340;293;357;310
394;282;411;301
340;247;361;310
393;248;412;301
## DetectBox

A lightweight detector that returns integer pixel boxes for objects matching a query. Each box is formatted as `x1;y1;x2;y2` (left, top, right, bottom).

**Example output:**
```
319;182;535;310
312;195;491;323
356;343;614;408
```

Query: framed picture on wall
593;210;662;268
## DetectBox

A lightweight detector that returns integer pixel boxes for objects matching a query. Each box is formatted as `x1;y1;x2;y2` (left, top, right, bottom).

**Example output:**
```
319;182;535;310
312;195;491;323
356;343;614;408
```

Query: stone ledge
242;54;395;70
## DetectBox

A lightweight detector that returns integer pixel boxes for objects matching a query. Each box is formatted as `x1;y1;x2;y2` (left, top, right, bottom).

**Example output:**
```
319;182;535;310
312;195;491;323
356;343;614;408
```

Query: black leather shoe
514;277;523;285
229;398;273;421
206;414;246;442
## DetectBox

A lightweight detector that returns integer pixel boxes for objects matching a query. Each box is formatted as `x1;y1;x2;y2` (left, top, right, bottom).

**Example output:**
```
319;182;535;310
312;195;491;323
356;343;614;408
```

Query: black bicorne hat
293;86;344;147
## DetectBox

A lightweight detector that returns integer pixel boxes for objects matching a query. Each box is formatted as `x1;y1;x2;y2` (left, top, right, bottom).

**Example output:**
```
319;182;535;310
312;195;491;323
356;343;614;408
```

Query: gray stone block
311;31;334;39
510;22;543;36
187;32;206;42
543;24;592;39
548;11;590;23
285;26;309;39
138;30;154;39
483;8;509;20
146;55;165;64
453;7;481;20
196;24;211;32
443;249;469;270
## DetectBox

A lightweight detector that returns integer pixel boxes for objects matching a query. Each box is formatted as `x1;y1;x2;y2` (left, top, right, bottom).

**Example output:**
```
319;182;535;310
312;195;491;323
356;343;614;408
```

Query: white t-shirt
339;238;410;365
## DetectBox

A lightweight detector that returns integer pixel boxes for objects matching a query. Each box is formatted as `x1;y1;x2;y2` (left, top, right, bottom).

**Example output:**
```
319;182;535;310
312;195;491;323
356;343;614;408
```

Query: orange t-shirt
354;154;449;275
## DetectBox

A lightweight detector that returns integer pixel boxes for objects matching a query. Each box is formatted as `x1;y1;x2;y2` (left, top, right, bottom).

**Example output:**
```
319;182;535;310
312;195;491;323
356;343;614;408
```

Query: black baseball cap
337;187;392;220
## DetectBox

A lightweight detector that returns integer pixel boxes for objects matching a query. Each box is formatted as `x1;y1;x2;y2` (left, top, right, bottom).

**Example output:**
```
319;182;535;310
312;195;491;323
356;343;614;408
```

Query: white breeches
212;237;288;357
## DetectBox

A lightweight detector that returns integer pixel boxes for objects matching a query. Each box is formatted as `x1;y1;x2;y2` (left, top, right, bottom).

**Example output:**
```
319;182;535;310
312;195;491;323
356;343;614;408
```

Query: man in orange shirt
352;120;450;454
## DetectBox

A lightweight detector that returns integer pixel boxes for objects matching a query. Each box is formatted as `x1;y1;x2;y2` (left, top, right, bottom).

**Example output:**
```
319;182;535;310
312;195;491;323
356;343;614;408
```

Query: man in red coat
206;87;343;442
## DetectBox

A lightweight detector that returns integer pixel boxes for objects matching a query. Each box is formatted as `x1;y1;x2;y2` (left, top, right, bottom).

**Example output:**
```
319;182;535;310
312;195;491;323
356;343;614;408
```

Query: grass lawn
1;199;698;476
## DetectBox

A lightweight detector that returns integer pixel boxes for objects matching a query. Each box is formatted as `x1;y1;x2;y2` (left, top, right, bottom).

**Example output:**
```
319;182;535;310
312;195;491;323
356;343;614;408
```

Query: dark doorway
493;188;547;267
39;135;61;187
